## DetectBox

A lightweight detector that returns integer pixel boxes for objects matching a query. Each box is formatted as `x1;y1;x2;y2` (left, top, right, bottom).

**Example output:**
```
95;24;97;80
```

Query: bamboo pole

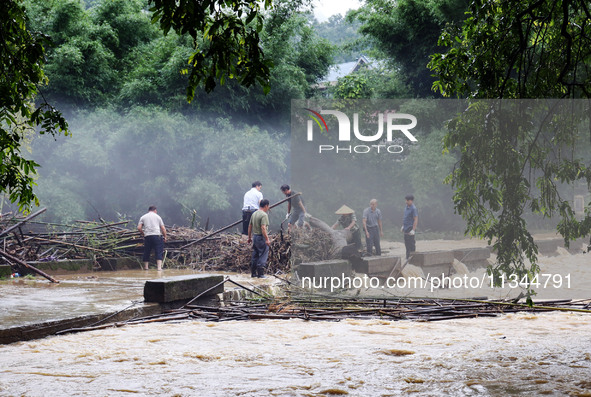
0;208;47;238
30;236;110;253
0;248;59;283
180;193;301;249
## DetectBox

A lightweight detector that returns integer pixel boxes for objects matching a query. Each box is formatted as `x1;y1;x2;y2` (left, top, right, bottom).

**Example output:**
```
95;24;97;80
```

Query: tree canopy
349;0;470;97
429;0;591;296
148;0;274;99
0;1;68;212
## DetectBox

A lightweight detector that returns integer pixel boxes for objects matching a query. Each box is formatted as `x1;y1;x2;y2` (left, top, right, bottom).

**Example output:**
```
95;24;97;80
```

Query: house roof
321;55;373;84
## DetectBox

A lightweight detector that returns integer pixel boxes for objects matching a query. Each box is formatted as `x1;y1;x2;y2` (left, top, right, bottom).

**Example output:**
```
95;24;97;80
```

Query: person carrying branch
332;205;362;251
280;184;308;231
247;199;271;278
137;205;167;271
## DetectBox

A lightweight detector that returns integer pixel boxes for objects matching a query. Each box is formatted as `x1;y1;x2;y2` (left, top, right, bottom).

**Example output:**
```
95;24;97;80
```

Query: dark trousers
365;226;381;255
143;235;164;262
242;210;255;235
351;228;362;250
251;234;269;276
404;234;416;259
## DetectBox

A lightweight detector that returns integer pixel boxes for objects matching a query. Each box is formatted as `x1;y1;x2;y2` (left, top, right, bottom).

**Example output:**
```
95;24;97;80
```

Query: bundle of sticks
0;206;341;281
289;227;335;264
164;229;291;274
0;210;297;276
0;208;138;265
55;279;591;335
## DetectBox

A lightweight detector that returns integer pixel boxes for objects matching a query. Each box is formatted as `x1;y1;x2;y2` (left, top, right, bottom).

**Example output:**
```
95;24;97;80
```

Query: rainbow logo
304;108;328;132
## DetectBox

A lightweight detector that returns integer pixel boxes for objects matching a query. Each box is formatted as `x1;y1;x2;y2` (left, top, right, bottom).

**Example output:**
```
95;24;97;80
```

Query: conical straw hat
335;205;354;215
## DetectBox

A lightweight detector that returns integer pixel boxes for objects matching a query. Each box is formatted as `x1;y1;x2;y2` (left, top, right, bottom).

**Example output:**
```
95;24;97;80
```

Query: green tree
248;9;335;120
92;0;158;62
332;66;410;99
148;0;274;99
428;0;591;296
32;107;288;225
312;13;366;63
0;0;68;212
349;0;470;97
25;0;160;108
334;73;373;99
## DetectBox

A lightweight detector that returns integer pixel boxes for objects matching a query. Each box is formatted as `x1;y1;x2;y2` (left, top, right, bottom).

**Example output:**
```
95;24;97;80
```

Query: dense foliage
0;1;69;212
2;0;337;224
2;0;588;256
349;0;470;97
429;0;591;294
32;107;288;226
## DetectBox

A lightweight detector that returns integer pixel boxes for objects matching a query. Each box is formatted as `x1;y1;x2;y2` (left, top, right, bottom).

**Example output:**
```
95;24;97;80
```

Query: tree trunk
307;216;355;259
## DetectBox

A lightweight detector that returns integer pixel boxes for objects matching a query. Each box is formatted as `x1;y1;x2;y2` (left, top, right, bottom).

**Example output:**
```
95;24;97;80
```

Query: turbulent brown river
0;239;590;396
1;313;590;396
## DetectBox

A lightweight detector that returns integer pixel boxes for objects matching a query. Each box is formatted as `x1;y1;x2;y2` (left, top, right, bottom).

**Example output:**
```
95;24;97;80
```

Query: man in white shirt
242;181;263;235
137;206;167;270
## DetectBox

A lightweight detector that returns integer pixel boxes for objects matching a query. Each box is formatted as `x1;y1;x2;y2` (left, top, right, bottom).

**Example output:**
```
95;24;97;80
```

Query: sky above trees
313;0;361;21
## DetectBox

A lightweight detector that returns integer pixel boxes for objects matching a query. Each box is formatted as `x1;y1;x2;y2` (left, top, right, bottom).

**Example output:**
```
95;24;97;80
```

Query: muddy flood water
0;238;590;396
1;313;591;396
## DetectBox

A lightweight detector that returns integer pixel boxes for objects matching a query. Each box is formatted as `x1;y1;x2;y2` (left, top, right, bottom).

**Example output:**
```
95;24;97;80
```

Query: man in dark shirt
402;194;418;259
280;184;307;232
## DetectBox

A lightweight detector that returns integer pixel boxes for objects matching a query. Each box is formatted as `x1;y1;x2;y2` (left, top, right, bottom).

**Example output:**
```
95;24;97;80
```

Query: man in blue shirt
402;195;418;259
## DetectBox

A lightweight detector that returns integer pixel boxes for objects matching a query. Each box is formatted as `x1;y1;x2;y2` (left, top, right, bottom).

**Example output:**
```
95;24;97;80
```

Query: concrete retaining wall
410;251;455;276
0;265;11;278
352;255;401;277
0;303;160;345
452;247;491;270
297;259;353;280
144;274;224;303
17;257;143;275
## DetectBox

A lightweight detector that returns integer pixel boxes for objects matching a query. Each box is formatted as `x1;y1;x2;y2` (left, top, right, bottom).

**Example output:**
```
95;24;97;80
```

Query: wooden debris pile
289;227;335;264
166;227;335;273
0;209;138;278
0;210;295;276
185;296;591;322
55;278;591;335
165;228;291;274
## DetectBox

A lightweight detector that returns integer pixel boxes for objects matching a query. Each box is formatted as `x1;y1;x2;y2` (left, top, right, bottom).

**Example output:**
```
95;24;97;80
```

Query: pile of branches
0;208;137;263
55;277;591;336
167;227;335;273
185;296;591;322
0;209;337;278
0;211;295;277
289;227;335;264
166;228;291;274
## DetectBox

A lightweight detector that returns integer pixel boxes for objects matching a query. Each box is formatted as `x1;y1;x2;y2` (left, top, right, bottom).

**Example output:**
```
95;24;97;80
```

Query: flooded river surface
0;238;590;396
1;312;591;396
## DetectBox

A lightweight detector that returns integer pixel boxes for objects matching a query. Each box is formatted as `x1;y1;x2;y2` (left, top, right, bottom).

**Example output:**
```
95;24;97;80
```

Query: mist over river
1;312;590;396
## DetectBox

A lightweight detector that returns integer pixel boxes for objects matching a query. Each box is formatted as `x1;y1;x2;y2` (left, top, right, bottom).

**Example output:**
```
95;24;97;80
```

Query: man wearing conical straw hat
332;205;362;250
